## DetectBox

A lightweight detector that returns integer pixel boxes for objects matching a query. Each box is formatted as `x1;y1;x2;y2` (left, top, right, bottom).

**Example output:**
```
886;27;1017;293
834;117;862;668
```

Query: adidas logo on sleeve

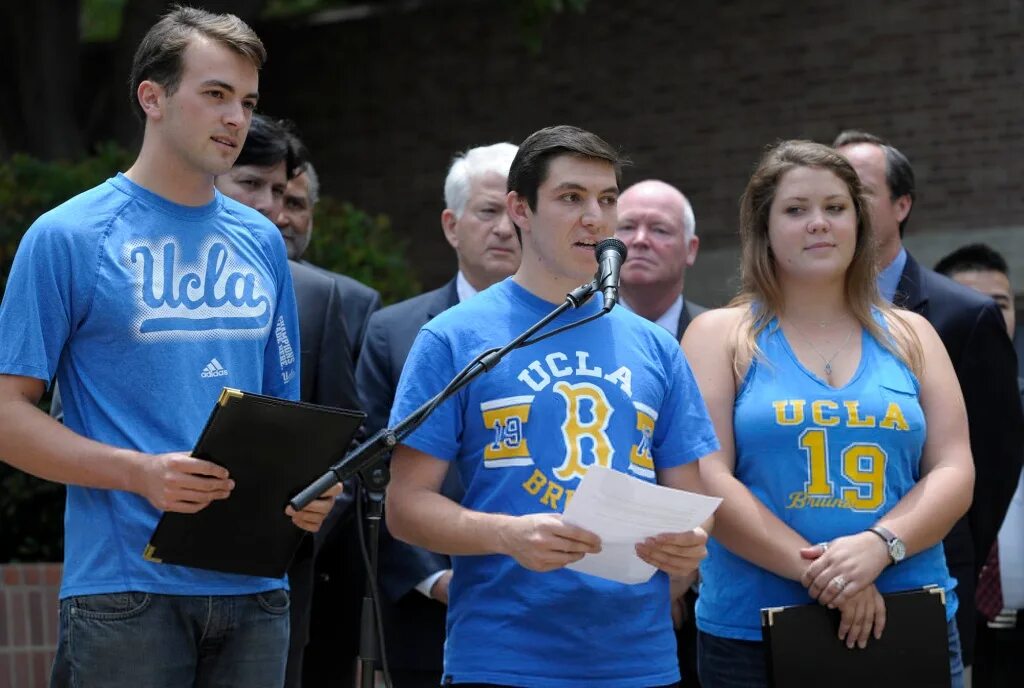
201;358;229;379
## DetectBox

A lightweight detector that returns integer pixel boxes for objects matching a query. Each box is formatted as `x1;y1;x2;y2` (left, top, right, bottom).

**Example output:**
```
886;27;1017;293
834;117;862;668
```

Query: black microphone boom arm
289;278;605;511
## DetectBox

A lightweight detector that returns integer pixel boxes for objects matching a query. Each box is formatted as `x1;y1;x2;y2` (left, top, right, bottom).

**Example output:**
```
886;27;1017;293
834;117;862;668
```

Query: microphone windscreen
594;237;627;262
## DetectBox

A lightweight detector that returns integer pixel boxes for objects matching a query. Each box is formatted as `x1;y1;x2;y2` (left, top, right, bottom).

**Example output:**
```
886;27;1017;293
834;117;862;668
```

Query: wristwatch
868;526;906;564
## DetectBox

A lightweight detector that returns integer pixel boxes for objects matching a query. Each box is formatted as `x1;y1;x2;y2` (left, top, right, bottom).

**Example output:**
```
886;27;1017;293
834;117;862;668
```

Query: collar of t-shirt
877;246;908;303
456;270;478;304
620;293;684;339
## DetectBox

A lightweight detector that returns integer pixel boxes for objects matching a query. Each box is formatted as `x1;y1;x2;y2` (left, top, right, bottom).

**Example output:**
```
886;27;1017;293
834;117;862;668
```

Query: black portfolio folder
761;586;950;687
144;388;365;578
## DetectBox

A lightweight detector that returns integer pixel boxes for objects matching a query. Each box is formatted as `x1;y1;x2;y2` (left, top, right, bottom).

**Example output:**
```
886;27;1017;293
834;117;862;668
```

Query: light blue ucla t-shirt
0;174;300;598
390;278;719;688
697;317;957;641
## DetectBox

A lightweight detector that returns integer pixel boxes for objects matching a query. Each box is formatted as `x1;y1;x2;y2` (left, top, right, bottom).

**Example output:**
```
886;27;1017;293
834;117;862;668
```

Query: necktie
976;541;1004;621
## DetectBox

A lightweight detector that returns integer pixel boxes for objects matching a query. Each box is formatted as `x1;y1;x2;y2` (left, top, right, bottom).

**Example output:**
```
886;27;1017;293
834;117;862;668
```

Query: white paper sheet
561;466;722;584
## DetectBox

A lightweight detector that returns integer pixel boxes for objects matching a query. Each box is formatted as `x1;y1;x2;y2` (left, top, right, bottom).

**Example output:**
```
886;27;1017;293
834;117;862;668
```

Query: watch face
890;539;907;562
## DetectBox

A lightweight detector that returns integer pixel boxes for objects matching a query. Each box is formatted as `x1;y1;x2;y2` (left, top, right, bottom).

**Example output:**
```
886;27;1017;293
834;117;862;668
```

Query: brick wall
255;0;1024;304
0;564;60;688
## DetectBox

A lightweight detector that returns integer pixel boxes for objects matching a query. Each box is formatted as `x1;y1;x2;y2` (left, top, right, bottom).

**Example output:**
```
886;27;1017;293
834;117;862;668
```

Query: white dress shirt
621;294;684;340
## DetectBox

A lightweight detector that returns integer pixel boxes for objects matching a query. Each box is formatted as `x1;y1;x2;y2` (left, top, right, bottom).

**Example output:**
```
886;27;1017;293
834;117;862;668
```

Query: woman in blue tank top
682;141;973;687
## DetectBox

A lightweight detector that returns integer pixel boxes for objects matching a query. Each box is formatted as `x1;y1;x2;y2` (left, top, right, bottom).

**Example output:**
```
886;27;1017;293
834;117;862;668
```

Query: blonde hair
730;140;922;377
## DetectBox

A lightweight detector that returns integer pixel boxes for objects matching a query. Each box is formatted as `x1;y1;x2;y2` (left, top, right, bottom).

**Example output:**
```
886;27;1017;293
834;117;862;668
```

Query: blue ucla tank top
696;315;958;640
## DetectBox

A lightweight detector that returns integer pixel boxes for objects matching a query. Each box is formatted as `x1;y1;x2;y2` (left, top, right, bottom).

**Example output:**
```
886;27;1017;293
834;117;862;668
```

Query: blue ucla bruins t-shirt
0;174;300;598
390;278;719;688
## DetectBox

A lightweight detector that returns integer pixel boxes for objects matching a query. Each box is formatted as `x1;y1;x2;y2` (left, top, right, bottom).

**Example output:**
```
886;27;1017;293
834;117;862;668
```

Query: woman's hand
834;582;886;648
799;531;891;606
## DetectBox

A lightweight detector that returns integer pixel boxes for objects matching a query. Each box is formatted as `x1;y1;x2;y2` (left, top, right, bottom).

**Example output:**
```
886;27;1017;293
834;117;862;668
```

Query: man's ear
441;209;459;249
137;80;165;121
893;194;912;224
685;235;700;267
506;191;531;235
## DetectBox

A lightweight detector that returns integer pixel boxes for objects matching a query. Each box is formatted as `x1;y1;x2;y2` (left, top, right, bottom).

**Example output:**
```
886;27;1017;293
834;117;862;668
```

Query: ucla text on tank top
696;315;957;640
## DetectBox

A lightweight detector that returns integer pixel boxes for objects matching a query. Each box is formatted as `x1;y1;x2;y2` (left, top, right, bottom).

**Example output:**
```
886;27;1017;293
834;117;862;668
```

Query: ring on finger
816;541;830;553
829;574;848;591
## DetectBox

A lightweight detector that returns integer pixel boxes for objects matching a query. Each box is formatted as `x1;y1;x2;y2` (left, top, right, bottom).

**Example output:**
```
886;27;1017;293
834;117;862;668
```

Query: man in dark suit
615;178;705;685
266;134;382;687
215;114;361;688
356;142;520;688
616;180;705;340
935;243;1024;688
836;131;1024;674
276;156;381;363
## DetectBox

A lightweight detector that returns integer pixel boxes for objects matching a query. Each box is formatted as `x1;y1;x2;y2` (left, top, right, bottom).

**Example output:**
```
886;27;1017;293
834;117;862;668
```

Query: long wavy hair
730;140;921;376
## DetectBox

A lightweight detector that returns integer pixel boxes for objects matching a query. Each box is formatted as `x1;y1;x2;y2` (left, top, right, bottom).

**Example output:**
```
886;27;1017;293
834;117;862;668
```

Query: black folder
143;388;365;578
761;586;950;687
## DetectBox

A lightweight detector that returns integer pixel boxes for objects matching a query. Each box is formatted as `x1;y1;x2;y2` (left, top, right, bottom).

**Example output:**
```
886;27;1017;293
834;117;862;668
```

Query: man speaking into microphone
386;125;719;688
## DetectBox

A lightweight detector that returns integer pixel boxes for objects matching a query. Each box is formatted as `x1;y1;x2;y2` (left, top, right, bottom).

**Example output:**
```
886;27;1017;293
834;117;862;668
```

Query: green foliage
0;145;128;562
0;472;65;563
80;0;127;42
0;142;133;299
305;198;420;305
77;0;590;52
516;0;590;54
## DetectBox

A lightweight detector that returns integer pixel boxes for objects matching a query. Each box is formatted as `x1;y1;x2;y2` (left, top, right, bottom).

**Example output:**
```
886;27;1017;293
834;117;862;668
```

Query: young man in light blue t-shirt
0;7;340;687
386;125;720;688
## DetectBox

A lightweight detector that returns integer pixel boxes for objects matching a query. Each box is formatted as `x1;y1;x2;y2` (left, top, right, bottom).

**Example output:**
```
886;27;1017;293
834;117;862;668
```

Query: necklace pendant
824;362;833;376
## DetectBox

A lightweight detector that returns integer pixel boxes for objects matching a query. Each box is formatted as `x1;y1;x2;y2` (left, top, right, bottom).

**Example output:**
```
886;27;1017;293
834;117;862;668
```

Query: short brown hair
507;125;626;211
129;5;266;121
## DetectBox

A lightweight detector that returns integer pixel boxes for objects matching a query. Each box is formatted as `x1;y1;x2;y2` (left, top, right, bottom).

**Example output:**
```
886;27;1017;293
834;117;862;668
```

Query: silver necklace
786;321;855;378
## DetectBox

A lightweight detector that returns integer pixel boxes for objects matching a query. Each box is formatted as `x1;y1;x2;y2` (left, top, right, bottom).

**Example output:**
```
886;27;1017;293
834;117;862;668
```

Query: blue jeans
696;632;767;688
697;619;965;688
50;591;290;688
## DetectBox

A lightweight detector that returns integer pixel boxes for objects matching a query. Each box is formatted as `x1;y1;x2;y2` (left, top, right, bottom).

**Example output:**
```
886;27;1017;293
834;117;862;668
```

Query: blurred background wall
253;0;1024;306
0;0;1020;305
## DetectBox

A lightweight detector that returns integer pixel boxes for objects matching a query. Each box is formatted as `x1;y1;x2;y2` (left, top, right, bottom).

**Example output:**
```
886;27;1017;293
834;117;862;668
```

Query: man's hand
285;483;344;533
430;570;453;605
636;527;708;577
132;451;234;513
498;513;601;572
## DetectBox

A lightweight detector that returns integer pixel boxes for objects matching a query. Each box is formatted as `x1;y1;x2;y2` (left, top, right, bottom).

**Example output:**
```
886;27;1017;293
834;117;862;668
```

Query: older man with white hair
356;142;520;688
615;178;706;685
616;179;705;339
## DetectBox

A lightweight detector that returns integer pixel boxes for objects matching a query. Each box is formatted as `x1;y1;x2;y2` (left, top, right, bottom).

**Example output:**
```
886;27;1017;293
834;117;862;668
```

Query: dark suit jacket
289;261;361;411
285;260;362;687
677;298;706;340
1015;325;1024;379
356;279;461;674
300;260;382;364
894;252;1024;665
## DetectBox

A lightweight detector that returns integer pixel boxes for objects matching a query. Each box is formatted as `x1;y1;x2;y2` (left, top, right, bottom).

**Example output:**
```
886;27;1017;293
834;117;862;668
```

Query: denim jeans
696;632;768;688
50;590;290;688
697;619;965;688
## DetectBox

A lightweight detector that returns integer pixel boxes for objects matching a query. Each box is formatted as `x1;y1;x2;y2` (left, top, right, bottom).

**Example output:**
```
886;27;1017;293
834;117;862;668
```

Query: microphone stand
289;279;605;688
354;462;388;688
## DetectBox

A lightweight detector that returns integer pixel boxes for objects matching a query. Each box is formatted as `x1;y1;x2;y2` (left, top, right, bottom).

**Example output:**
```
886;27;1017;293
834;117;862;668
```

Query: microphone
594;237;628;312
